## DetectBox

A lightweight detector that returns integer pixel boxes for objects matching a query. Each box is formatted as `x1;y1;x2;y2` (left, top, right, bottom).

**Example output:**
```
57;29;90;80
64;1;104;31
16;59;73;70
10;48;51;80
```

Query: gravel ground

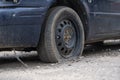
0;44;120;80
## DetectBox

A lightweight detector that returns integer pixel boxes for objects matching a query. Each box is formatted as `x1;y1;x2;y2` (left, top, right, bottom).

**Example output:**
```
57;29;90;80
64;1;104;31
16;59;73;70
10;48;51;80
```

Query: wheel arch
47;0;90;40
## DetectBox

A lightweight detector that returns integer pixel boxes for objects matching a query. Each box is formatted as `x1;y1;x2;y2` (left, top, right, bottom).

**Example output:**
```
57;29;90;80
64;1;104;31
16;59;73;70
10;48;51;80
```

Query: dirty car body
0;0;120;62
0;0;49;48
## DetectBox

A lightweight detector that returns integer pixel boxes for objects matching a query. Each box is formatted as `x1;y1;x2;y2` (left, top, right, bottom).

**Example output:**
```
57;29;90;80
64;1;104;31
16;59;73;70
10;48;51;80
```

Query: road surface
0;44;120;80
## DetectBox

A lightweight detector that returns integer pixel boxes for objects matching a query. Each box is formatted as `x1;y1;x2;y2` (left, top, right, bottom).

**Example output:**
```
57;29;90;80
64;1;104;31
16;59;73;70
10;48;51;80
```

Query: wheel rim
55;19;77;58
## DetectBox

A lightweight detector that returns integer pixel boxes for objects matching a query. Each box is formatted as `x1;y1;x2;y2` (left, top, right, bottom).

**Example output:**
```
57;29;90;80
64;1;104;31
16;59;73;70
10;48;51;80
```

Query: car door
88;0;120;40
0;0;48;48
108;0;120;33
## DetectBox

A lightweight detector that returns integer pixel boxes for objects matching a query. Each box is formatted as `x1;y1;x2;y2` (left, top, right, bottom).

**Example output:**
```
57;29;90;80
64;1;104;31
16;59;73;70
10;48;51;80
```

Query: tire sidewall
45;6;84;62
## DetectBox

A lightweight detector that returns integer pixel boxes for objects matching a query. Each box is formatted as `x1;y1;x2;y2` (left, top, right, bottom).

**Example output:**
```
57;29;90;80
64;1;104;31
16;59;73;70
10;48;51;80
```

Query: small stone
51;64;55;66
108;49;111;51
36;66;40;68
118;49;120;52
68;64;72;66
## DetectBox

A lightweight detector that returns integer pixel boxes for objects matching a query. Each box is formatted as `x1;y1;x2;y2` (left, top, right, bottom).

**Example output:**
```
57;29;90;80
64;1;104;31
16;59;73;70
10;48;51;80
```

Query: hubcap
56;20;76;58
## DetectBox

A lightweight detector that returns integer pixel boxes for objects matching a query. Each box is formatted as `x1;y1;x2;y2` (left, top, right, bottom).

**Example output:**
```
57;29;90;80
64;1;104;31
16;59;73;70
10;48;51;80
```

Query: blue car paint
0;0;120;48
0;0;52;48
86;0;120;42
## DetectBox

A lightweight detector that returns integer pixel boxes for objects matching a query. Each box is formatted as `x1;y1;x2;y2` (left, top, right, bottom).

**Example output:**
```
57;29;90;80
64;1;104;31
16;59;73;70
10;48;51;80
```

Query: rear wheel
38;6;84;63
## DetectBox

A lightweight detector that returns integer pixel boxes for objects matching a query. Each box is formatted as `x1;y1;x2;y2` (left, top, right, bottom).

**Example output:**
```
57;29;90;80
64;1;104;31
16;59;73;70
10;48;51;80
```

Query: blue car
0;0;120;62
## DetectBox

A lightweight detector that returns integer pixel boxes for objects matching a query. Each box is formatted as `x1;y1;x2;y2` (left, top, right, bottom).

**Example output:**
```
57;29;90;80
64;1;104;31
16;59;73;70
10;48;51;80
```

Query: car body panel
83;0;120;42
0;0;51;48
